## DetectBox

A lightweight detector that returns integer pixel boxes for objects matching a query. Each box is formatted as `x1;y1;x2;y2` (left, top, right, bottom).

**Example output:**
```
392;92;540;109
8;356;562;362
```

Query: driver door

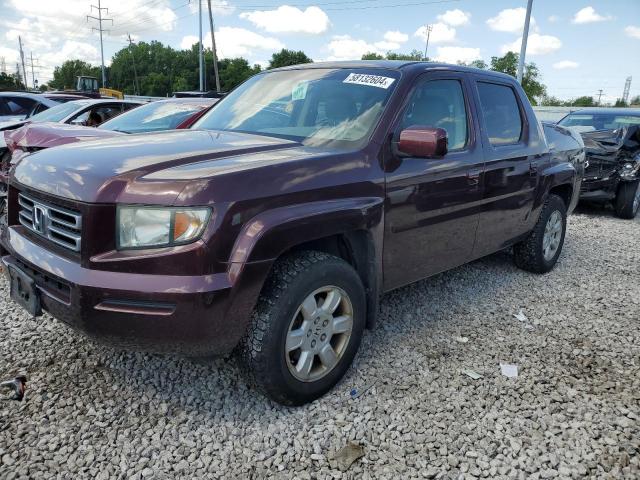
383;72;485;290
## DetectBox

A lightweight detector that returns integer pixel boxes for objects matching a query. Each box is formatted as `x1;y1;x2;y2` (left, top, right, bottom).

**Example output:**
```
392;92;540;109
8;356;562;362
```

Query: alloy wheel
543;210;563;261
285;286;354;382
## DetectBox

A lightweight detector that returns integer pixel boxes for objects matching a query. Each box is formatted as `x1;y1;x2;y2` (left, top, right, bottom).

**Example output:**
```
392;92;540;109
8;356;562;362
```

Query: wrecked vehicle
3;62;584;405
558;108;640;218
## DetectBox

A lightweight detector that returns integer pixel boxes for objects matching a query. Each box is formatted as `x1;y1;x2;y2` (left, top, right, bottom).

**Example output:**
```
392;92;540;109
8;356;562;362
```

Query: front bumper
2;226;252;355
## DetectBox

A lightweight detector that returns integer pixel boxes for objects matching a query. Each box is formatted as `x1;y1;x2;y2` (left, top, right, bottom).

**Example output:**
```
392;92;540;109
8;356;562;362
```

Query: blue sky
1;0;639;102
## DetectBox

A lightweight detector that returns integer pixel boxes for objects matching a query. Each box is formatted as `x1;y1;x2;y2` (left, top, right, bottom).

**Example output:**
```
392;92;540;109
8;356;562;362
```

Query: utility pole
87;0;113;88
517;0;534;83
597;89;603;105
18;36;27;89
423;24;433;61
198;0;204;92
207;0;221;93
127;33;140;96
0;57;6;74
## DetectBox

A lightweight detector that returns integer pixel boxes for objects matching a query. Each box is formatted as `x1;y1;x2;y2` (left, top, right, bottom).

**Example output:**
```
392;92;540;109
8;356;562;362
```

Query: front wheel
238;251;366;406
514;194;567;273
614;180;640;219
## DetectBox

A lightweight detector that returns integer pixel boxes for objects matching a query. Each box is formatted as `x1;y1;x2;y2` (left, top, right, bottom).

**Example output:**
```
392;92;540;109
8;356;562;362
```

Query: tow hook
1;375;27;401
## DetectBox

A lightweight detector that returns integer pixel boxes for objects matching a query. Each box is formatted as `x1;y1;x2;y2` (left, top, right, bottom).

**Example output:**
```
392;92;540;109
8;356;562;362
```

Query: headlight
117;206;211;249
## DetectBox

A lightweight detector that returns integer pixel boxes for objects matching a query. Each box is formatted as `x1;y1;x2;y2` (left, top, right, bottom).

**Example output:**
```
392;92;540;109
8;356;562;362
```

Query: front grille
18;193;82;252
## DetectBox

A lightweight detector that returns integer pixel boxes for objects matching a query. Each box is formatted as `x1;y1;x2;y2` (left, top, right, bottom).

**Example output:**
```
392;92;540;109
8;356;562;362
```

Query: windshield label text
343;73;395;89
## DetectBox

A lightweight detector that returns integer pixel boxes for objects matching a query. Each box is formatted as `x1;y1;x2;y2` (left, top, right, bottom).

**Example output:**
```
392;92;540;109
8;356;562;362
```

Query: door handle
530;162;539;176
467;169;482;186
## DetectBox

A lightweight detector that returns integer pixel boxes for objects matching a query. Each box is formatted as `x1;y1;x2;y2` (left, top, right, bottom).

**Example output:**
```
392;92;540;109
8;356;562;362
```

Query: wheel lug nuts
321;334;327;341
323;320;328;327
311;340;316;347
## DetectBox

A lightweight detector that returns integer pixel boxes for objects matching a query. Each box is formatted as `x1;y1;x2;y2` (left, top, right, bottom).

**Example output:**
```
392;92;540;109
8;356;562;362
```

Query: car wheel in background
614;180;640;219
514;194;567;274
238;251;366;406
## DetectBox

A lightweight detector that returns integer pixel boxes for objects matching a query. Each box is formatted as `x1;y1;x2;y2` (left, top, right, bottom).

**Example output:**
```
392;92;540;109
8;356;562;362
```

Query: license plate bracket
8;265;42;317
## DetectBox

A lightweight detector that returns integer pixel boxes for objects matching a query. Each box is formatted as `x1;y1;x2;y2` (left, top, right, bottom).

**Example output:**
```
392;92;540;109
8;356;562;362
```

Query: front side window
399;79;468;150
29;101;89;123
477;82;523;146
193;68;400;148
6;97;35;115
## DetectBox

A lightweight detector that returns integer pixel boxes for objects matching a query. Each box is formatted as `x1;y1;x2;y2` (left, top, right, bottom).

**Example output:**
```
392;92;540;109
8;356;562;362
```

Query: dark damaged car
3;62;584;405
558;108;640;218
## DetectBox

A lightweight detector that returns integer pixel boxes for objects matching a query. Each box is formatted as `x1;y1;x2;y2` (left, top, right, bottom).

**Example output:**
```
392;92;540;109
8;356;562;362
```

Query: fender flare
223;197;384;332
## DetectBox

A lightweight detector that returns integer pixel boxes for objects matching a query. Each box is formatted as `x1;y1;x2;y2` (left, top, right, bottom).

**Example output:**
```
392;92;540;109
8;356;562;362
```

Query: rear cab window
477;82;523;146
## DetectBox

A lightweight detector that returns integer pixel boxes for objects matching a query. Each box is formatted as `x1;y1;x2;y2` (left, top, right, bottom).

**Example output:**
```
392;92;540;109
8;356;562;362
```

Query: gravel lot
1;207;638;479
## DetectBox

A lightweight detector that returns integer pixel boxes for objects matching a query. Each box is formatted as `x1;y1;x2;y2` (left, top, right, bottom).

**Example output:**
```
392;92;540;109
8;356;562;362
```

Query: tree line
45;43;312;96
4;41;636;107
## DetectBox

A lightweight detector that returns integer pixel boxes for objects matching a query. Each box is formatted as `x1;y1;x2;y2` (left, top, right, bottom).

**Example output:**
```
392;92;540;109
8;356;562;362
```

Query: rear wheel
614;180;640;219
238;251;366;406
514;194;567;273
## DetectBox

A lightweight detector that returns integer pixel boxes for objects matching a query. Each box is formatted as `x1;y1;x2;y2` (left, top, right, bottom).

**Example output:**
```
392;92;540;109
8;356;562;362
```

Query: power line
87;0;113;87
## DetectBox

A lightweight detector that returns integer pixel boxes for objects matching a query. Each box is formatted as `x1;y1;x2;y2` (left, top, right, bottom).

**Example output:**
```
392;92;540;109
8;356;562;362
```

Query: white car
0;98;143;132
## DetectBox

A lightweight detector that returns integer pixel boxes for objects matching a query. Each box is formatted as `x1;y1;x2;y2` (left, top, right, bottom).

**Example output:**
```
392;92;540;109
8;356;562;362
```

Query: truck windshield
193;68;400;147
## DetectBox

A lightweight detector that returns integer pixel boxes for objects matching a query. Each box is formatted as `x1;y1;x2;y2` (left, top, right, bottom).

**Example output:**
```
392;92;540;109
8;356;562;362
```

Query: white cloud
240;6;329;34
434;46;481;64
625;26;640;39
326;35;380;61
182;27;285;59
383;31;409;43
487;8;536;33
501;34;562;55
553;60;579;69
2;0;182;85
572;6;613;24
414;22;456;45
180;35;200;50
548;15;560;23
437;9;471;27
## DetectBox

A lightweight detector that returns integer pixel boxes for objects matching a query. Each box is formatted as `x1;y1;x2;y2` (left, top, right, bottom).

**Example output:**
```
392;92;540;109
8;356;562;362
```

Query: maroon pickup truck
3;62;584;405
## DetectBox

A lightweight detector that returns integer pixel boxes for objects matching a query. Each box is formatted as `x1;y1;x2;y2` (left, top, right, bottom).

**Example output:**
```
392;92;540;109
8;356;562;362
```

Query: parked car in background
0;98;216;227
0;98;142;133
558;108;640;218
98;97;216;133
1;98;215;165
0;91;85;123
3;62;584;405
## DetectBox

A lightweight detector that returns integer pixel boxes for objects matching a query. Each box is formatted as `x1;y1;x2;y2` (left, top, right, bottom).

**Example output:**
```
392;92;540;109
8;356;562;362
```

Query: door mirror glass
399;126;448;158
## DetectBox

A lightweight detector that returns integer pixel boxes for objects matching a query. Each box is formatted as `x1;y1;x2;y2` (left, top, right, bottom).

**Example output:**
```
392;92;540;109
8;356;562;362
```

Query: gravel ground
1;207;639;479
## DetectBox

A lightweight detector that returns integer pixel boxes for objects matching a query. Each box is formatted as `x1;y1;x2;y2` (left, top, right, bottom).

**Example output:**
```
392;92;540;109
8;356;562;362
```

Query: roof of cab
269;60;515;81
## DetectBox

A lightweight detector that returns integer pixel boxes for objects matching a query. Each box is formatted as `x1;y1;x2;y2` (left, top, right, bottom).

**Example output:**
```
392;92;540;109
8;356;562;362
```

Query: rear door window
477;82;523;145
6;97;36;116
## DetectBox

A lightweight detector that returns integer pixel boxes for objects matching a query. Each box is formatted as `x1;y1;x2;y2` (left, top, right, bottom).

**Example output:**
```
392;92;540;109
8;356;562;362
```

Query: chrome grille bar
17;193;82;252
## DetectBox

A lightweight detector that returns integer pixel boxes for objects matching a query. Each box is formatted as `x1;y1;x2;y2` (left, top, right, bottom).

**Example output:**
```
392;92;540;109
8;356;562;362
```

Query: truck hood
13;129;299;203
5;122;124;151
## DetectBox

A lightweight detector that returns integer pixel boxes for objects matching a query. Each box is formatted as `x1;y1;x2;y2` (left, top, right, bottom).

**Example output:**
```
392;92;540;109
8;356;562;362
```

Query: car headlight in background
118;206;211;249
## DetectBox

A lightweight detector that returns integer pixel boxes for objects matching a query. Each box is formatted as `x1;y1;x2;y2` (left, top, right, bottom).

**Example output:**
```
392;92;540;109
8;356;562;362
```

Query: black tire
614;180;640;219
514;194;567;273
238;251;366;406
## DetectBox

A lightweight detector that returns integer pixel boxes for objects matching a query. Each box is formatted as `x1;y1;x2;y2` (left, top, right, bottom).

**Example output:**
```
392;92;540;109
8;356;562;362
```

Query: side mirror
398;126;448;158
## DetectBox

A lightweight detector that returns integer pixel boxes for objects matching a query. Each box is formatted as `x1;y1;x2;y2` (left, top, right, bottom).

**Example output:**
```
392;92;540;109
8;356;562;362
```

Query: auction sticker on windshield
343;73;395;89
